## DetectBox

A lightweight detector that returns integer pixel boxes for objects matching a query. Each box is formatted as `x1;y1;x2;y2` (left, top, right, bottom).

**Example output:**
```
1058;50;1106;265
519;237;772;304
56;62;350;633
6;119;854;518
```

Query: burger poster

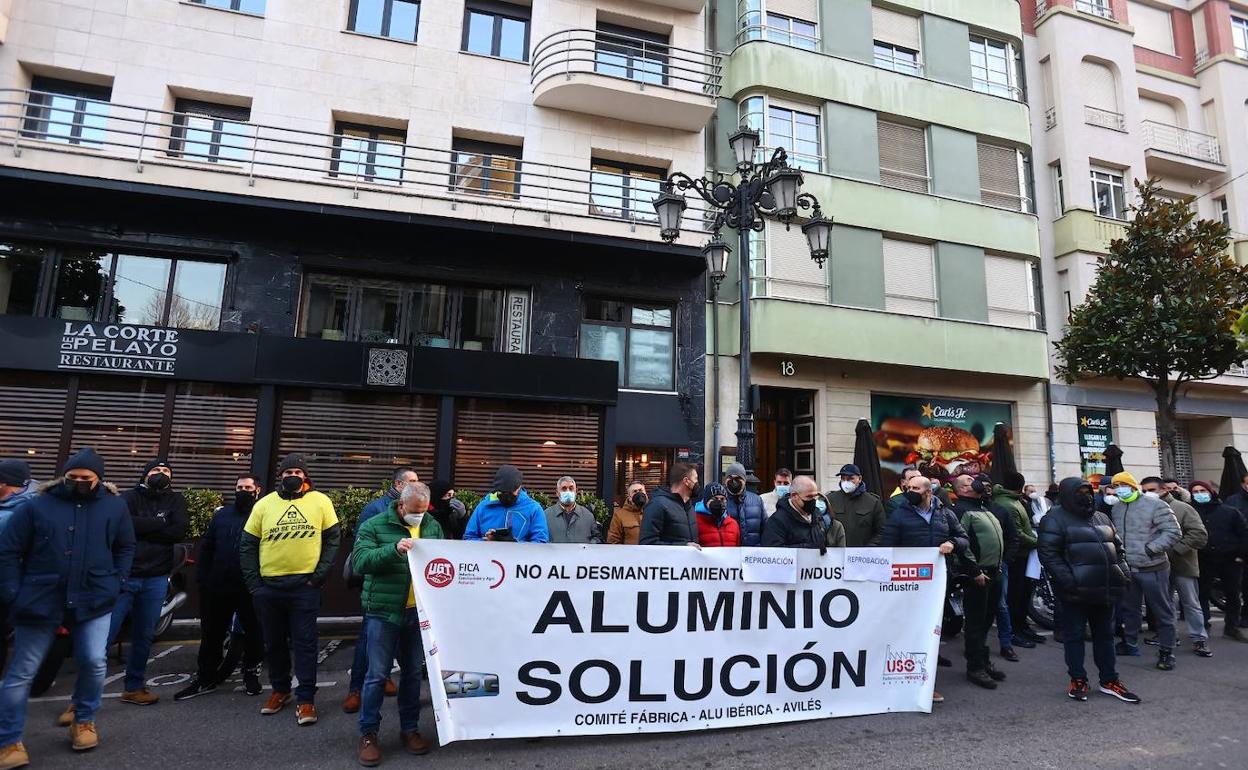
870;394;1013;492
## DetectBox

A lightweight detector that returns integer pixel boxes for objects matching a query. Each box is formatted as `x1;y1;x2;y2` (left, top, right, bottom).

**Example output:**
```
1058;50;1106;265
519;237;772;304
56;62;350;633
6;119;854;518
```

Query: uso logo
891;563;933;581
425;558;456;588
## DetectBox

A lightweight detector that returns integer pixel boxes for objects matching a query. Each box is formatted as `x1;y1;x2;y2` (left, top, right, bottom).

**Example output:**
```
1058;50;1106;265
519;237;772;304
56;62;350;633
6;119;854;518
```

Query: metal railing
736;24;820;50
1044;106;1056;130
873;49;924;77
1084;105;1126;131
1139;120;1222;164
1074;0;1114;19
0;89;710;230
530;29;722;97
971;77;1023;101
1034;0;1048;14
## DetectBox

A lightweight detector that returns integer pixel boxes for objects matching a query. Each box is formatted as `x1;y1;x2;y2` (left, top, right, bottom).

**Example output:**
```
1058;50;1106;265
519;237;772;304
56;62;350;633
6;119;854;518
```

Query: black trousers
196;585;264;683
963;569;1002;671
1199;553;1243;630
1007;553;1035;632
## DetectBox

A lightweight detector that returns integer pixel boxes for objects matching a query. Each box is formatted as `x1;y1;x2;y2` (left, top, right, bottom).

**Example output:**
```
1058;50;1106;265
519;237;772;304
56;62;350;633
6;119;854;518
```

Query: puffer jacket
953;496;1005;571
992;485;1037;552
121;484;189;577
639;488;697;545
1164;495;1207;578
1109;493;1181;571
1037;477;1131;606
352;500;444;626
880;495;973;575
1192;495;1248;558
727;489;766;547
694;502;741;547
196;503;250;591
826;486;885;547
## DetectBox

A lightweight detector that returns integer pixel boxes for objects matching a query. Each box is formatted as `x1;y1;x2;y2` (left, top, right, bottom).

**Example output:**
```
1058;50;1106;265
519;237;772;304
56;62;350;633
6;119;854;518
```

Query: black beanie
278;453;308;476
140;458;172;481
0;460;31;486
63;447;106;479
1004;471;1026;492
492;464;523;493
429;479;453;503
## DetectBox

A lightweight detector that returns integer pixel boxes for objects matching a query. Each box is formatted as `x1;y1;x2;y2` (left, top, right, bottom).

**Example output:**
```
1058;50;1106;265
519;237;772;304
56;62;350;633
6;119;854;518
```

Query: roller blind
882;238;936;317
769;0;818;22
69;379;167;484
1193;8;1208;59
0;374;68;480
878;120;928;193
455;399;602;496
985;255;1034;329
1080;60;1117;110
977;142;1022;210
766;221;828;303
1139;97;1178;125
872;6;920;50
1129;2;1175;55
167;383;258;492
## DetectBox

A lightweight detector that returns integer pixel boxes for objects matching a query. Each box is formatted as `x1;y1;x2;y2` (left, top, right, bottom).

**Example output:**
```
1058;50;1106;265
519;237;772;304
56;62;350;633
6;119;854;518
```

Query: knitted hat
140;458;172;480
1110;471;1140;489
492;464;523;493
63;447;106;478
1004;471;1026;492
278;453;308;475
0;459;31;486
724;463;747;479
702;481;728;505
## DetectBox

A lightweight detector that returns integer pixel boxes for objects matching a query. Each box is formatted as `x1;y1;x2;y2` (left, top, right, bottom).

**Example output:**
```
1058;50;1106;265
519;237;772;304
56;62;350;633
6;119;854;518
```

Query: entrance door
756;387;817;487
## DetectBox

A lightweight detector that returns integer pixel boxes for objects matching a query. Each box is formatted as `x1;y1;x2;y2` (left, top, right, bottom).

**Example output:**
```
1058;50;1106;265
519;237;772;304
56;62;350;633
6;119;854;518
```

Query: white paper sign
1025;549;1042;580
842;548;896;582
739;547;798;584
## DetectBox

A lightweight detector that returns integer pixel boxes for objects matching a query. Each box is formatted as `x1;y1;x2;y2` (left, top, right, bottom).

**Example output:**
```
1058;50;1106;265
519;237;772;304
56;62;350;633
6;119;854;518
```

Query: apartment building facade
701;0;1050;493
0;0;718;500
1026;0;1248;484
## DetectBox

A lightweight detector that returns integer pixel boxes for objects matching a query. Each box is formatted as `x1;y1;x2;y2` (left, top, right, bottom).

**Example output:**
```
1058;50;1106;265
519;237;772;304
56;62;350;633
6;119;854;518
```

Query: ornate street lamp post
654;127;833;484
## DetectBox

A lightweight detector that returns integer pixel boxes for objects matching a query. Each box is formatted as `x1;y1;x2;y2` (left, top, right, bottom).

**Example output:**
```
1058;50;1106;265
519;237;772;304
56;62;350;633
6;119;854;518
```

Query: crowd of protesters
0;449;1245;768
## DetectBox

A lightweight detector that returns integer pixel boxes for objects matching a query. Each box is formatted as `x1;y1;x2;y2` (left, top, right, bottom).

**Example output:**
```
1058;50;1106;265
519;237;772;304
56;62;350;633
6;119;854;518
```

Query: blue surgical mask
774;484;790;497
559;490;576;505
815;498;827;514
1193;492;1211;504
1115;485;1133;499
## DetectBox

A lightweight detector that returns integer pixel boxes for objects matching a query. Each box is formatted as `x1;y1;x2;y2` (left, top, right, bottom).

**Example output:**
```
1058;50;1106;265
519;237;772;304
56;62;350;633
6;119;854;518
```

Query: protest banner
408;541;946;745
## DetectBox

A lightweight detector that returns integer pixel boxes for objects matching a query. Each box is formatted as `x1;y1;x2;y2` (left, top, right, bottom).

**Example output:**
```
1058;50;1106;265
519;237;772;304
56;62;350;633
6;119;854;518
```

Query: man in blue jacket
0;459;38;671
0;448;135;765
464;465;549;543
723;463;765;547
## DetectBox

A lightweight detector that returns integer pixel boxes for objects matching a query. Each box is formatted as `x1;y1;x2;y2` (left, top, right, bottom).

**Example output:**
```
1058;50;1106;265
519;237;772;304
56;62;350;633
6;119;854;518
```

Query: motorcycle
1029;566;1056;630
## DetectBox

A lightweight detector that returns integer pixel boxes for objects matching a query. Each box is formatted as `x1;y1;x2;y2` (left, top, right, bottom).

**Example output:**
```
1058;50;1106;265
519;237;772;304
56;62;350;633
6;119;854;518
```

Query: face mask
146;472;170;490
630;492;646;508
498;491;518;507
971;479;986;495
1143;491;1160;499
281;475;304;495
688;482;703;500
559;490;576;506
402;512;424;527
801;498;820;516
1075;492;1095;511
903;490;924;507
1115;485;1133;499
1193;492;1212;504
235;490;256;513
708;500;726;515
726;479;745;495
839;480;857;494
773;484;790;498
68;479;95;499
1028;492;1041;501
815;498;827;514
1102;494;1118;506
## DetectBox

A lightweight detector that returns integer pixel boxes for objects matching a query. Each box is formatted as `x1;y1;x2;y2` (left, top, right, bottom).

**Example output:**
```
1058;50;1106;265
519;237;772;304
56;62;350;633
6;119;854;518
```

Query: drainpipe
710;279;721;482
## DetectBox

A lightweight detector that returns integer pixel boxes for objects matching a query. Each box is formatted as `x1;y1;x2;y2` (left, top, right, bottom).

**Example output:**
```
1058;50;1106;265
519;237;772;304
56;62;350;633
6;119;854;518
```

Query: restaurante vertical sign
58;322;180;375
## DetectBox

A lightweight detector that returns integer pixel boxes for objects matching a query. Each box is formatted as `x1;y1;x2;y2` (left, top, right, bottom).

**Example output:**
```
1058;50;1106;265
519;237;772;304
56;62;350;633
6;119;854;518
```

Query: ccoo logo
425;558;455;588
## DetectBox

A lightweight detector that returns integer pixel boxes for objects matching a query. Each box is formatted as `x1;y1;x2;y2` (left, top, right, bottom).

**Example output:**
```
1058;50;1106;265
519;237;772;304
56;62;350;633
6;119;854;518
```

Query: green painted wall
888;0;1022;40
711;99;738;172
921;15;972;89
928;125;979;201
713;0;736;53
820;0;873;63
824;102;879;183
935;242;988;322
829;225;885;308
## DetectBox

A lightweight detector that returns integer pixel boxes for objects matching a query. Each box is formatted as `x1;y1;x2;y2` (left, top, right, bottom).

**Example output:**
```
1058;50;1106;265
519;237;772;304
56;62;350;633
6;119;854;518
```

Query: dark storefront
0;175;706;500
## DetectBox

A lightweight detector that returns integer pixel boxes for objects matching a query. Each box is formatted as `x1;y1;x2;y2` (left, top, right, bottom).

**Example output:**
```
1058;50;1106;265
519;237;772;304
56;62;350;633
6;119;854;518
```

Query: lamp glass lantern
801;213;834;267
729;127;760;169
702;235;730;283
652;186;687;242
765;166;803;222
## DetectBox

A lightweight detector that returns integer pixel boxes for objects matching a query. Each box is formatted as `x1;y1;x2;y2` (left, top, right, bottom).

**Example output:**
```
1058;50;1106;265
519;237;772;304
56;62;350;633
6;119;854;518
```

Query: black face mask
630;492;647;508
68;479;95;499
688;482;703;501
235;490;257;513
904;490;925;507
970;479;986;495
801;498;820;516
281;475;304;495
726;479;745;495
146;472;170;491
708;500;726;515
1074;492;1095;513
498;491;518;507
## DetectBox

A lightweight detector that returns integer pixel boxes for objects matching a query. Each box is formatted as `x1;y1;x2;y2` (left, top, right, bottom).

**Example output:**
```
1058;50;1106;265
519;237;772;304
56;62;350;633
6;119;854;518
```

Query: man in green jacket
952;474;1006;690
993;472;1046;646
351;482;443;766
826;464;886;547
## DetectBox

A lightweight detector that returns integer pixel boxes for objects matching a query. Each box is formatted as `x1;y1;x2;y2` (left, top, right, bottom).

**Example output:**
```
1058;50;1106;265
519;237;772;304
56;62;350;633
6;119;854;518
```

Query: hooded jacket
464;490;549;543
1036;477;1131;606
1109;491;1181;571
1163;494;1207;578
1190;487;1248;559
762;496;843;550
0;477;136;624
992;485;1037;554
353;500;444;626
428;480;468;541
608;501;644;544
694;500;741;547
639;487;697;545
0;479;38;535
952;494;1006;570
826;485;885;547
121;479;189;578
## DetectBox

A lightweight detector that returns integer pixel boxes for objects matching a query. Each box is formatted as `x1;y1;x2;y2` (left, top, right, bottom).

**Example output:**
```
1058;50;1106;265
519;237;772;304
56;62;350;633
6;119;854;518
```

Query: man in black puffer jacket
1037;477;1138;704
640;463;700;546
108;458;189;706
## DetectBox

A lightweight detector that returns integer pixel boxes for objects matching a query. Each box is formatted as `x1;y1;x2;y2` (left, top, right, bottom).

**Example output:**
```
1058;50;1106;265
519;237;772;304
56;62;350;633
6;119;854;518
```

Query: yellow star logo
1079;416;1088;427
921;403;935;419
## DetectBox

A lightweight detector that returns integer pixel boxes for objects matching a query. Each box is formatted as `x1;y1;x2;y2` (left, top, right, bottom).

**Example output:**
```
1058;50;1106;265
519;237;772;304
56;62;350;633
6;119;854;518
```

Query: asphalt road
17;616;1248;770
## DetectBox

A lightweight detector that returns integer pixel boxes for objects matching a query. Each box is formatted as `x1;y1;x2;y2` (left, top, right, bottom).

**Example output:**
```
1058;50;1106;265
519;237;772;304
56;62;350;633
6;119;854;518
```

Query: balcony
1084;105;1125;132
1052;209;1126;257
530;29;721;132
1140;120;1225;179
0;89;710;241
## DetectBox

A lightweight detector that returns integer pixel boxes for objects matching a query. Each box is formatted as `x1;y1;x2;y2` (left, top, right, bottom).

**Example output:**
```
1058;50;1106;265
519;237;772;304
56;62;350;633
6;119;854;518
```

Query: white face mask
1102;494;1119;506
1143;491;1160;499
402;513;424;527
1027;492;1041;501
839;480;857;494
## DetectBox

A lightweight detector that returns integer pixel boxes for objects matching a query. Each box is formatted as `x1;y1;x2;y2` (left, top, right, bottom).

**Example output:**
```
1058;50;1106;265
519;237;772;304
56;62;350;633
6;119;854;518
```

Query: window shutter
1129;2;1175;55
985;255;1034;328
455;399;602;496
1139;97;1178;126
872;6;920;50
766;222;827;303
769;0;818;23
1080;60;1117;110
70;381;168;483
977;142;1021;209
882;238;936;317
878;120;928;193
1193;8;1209;59
0;376;68;480
168;384;258;492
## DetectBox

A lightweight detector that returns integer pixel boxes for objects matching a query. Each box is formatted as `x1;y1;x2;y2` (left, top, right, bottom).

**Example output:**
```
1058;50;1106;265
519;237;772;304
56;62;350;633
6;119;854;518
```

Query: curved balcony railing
1140;120;1222;164
530;28;722;97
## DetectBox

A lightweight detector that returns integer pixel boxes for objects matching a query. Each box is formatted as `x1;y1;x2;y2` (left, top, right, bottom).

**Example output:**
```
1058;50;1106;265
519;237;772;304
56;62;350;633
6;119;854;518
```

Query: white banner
408;541;946;745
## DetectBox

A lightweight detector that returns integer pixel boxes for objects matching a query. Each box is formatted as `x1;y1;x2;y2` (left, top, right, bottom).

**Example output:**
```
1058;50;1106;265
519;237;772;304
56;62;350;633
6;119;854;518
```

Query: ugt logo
425;558;455;588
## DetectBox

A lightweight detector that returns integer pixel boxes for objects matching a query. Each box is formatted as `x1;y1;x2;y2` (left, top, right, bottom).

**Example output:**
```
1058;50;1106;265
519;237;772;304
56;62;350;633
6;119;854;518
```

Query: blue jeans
1061;601;1117;685
350;617;397;693
253;584;321;703
1117;567;1176;649
358;610;424;736
0;613;111;745
996;567;1014;648
107;575;169;692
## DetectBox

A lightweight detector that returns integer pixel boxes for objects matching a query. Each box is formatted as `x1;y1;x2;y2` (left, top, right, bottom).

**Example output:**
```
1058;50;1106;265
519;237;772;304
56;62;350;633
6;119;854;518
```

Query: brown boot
342;691;361;713
0;742;29;770
69;721;98;752
55;704;74;727
357;734;381;767
383;678;398;697
119;689;158;706
400;730;430;755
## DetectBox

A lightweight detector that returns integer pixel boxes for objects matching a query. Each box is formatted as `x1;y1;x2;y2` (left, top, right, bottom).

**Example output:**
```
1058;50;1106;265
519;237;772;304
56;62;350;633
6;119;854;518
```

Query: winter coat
1192;496;1248;559
640;488;697;545
880;495;973;575
953;496;1006;571
826;487;885;547
1037;477;1131;606
464;490;549;543
544;504;600;544
360;489;401;527
992;485;1037;556
762;497;845;550
0;480;38;535
196;503;250;591
1109;493;1181;571
760;490;782;517
607;504;643;544
352;501;444;626
1164;496;1207;578
121;484;189;578
430;498;468;541
727;489;766;547
694;502;741;547
0;477;136;624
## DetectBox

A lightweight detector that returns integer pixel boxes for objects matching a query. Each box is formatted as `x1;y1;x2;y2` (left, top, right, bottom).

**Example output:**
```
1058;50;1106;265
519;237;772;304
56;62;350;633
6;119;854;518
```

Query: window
1216;196;1230;228
189;0;266;13
332;122;407;184
1075;0;1113;18
169;99;251;164
0;242;47;316
463;1;530;61
51;251;227;329
579;299;675;391
738;96;821;172
1052;162;1065;214
348;0;420;43
1235;17;1248;59
873;42;920;75
300;274;504;350
595;23;668;86
1129;2;1174;55
872;6;921;75
977;142;1023;210
590;159;664;222
450;139;521;199
882;239;936;317
22;77;110;147
1090;167;1127;220
969;36;1018;100
878;119;928;193
765;13;818;49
